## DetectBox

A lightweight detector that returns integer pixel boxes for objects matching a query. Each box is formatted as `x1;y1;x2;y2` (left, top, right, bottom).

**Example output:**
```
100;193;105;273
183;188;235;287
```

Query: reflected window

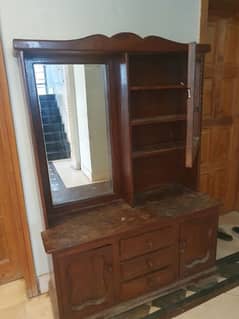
33;64;113;205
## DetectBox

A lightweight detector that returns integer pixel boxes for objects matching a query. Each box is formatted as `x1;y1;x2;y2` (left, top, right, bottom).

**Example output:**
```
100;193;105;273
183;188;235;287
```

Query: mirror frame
15;52;122;225
14;33;209;226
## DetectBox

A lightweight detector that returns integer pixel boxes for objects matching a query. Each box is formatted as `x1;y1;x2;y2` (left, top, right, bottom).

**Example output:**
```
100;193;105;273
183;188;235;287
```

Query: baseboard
38;273;50;294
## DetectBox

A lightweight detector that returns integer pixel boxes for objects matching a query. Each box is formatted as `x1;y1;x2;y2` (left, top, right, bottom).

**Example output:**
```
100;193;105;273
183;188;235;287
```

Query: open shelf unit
120;48;204;205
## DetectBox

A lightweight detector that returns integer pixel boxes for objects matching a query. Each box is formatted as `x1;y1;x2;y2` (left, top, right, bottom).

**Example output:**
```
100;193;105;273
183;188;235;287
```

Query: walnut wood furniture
13;33;219;319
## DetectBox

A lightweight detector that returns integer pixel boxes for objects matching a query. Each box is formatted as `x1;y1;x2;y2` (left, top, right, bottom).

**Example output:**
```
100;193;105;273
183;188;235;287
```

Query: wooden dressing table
13;33;219;319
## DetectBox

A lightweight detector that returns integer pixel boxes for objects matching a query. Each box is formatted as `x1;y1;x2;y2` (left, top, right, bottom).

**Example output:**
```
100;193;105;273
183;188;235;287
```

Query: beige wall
83;64;111;182
0;0;202;279
74;65;92;178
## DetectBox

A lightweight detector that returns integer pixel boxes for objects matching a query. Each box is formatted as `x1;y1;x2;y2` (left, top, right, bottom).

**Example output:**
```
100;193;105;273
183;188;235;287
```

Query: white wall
0;0;201;279
74;65;92;179
82;64;111;182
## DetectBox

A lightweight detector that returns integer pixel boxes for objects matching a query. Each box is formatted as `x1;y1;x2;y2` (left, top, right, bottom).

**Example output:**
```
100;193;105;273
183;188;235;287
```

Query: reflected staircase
39;94;71;161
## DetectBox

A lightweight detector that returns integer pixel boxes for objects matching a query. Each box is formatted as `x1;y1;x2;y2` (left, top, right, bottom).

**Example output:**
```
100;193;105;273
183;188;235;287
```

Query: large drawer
120;225;178;260
121;245;177;281
120;264;178;301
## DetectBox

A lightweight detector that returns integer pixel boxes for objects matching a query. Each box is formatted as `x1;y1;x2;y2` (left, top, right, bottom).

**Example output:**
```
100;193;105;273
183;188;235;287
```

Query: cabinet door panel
57;245;114;319
180;211;218;278
186;45;203;168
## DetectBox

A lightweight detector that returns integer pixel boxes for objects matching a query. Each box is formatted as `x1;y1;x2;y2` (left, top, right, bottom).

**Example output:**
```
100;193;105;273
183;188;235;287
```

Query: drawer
120;265;178;301
121;245;177;281
120;226;178;260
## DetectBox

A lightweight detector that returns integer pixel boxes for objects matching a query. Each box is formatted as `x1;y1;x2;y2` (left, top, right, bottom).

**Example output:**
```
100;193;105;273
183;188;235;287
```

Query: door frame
0;41;38;297
200;0;209;43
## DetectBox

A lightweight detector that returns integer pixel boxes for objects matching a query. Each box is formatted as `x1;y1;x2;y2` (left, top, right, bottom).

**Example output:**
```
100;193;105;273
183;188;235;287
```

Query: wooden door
200;13;239;212
0;41;37;294
179;211;218;278
0;137;22;283
57;245;114;319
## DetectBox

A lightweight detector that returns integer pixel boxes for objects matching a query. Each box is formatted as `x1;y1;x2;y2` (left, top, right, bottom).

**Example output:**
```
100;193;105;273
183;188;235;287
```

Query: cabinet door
57;245;114;319
179;211;218;278
186;43;204;168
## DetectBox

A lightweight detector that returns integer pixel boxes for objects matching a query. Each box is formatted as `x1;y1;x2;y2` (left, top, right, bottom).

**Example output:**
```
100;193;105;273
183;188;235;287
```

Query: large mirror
33;63;113;205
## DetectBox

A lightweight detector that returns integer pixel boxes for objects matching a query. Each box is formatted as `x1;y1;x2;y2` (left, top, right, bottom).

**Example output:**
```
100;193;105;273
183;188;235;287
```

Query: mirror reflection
33;64;113;205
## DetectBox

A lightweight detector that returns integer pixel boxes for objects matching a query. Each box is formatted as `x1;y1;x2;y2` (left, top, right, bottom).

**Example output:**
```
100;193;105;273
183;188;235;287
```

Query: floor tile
0;279;27;310
0;302;26;319
25;293;53;319
217;211;239;259
219;211;239;225
175;293;239;319
226;286;239;296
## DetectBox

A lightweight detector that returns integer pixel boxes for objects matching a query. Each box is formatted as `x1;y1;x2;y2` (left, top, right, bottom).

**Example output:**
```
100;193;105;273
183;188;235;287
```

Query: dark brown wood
131;90;187;120
133;150;187;192
120;226;178;260
119;53;134;205
130;85;187;90
132;142;185;159
14;32;209;220
13;33;209;55
85;266;217;319
43;187;219;319
55;245;114;319
179;209;218;278
120;264;178;301
13;33;218;319
209;0;239;17
42;187;219;254
131;114;187;126
120;246;177;281
185;43;197;168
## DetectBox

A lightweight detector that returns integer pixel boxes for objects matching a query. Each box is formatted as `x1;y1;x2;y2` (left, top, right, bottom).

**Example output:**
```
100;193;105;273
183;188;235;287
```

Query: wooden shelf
130;84;187;91
132;142;185;159
131;114;186;126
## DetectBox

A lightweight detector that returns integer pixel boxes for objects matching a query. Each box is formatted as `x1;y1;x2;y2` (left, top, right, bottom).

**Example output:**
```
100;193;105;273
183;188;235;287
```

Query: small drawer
121;246;177;281
120;226;178;260
120;265;178;301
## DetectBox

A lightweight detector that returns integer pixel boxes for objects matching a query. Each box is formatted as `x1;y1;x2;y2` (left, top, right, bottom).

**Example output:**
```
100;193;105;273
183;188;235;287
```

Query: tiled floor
217;211;239;259
175;286;239;319
1;280;238;319
0;212;238;319
0;280;53;319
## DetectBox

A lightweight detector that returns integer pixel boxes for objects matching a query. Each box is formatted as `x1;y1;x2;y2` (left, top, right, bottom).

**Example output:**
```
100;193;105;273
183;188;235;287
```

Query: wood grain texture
179;210;218;277
120;246;177;281
209;0;239;17
49;192;219;319
13;33;199;54
15;32;209;221
200;0;209;43
200;10;239;212
0;42;37;295
42;187;219;254
56;245;114;319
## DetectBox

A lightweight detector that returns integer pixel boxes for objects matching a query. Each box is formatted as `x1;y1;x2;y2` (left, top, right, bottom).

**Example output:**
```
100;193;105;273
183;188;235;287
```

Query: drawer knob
147;241;153;249
147;260;153;268
107;265;113;273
